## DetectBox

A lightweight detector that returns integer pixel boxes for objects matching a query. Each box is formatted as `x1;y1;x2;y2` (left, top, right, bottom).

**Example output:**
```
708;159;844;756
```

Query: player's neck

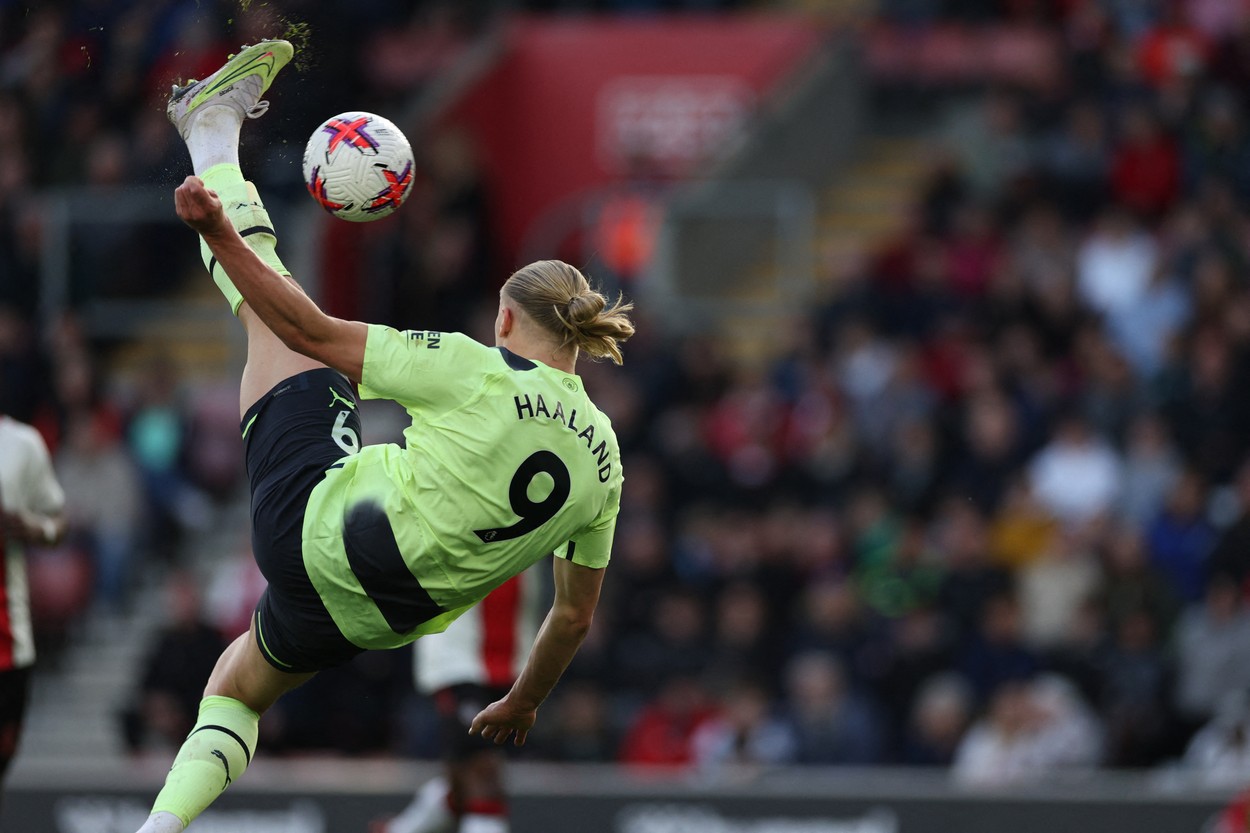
499;335;576;374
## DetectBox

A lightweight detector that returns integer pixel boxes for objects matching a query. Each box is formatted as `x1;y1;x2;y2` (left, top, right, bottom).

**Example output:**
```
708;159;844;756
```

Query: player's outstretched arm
174;175;367;381
469;557;605;746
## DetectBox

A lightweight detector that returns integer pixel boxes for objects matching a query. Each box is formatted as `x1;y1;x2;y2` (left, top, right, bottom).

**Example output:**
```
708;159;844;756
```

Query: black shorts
0;667;30;778
242;368;365;674
433;683;515;761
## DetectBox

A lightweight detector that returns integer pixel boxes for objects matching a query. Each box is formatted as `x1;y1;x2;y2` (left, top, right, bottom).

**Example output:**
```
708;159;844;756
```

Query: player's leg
0;667;31;809
382;684;512;833
381;774;456;833
141;45;337;833
135;621;315;833
167;40;325;418
454;750;510;833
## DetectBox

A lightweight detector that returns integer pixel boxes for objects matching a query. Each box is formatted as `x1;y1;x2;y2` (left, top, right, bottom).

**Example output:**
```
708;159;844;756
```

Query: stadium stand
7;1;1250;808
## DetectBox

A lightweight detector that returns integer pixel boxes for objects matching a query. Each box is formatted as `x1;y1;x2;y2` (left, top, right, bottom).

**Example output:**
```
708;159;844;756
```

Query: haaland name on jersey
513;392;613;482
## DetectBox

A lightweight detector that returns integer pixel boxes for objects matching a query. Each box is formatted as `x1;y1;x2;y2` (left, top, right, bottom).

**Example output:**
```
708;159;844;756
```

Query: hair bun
565;292;605;328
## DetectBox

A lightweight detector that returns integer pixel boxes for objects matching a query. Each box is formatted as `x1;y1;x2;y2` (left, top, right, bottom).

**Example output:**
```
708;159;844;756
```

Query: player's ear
497;304;514;340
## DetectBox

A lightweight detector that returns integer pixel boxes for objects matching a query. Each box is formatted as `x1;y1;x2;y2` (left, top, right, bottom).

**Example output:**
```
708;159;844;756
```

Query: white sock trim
185;110;244;175
459;815;509;833
136;811;185;833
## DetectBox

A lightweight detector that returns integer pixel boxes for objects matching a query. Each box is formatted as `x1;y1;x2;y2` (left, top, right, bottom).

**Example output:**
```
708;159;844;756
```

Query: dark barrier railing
3;761;1238;833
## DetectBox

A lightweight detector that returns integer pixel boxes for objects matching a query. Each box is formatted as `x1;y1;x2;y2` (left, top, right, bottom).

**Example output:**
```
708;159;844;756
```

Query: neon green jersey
301;325;622;650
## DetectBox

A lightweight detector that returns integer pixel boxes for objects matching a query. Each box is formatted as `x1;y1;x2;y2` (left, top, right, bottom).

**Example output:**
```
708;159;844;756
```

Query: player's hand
2;511;53;545
174;175;228;236
468;696;537;747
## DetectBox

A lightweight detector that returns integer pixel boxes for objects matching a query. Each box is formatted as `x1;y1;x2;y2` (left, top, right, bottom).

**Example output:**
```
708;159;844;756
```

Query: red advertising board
434;15;824;263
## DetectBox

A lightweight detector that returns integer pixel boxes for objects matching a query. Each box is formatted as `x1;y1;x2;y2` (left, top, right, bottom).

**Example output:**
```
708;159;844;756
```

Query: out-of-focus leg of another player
382;688;511;833
456;747;510;833
381;578;539;833
381;775;455;833
134;40;320;833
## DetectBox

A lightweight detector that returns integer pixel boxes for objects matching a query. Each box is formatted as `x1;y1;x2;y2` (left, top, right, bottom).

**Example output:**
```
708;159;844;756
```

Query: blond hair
503;260;635;365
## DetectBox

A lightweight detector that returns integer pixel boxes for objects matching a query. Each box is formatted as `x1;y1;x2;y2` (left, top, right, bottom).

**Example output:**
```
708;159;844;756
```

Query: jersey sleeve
556;478;621;570
19;425;64;517
359;326;496;410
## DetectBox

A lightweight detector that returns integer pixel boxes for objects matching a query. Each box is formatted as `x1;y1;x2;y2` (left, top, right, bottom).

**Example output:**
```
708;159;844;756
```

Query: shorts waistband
240;367;353;436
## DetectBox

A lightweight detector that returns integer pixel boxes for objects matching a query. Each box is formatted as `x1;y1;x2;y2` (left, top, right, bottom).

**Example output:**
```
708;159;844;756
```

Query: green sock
199;163;291;315
150;695;260;827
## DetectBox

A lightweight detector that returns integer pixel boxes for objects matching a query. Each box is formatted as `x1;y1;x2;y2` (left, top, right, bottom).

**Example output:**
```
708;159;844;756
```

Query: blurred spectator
944;202;1002;297
957;592;1040;702
952;675;1101;785
119;572;227;754
951;679;1039;785
1105;267;1190;380
884;419;942;513
1174;574;1250;725
903;673;974;766
539;683;618;763
1184;90;1250;201
1098;525;1180;636
988;478;1059;570
55;410;141;612
182;384;244;501
950;388;1027;514
1164;327;1248;482
857;514;943;618
1137;5;1211;89
934;501;1012;639
202;540;267;641
1075;324;1141;440
1027;414;1122;526
613;590;708;698
593;179;662;291
618;676;718;768
782;652;884;765
1115;413;1183;526
787;578;871;680
1145;469;1217;603
1099;608;1174;767
1017;527;1103;648
705;582;783;690
872;606;957;742
1209;460;1250;585
1076;209;1158;320
1026;674;1104;770
691;679;795;771
126;358;210;564
1038;101;1109;222
944;91;1034;199
1182;691;1250;787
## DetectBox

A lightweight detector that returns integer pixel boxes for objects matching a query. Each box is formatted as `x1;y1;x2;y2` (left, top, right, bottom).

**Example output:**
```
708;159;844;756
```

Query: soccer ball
302;111;415;222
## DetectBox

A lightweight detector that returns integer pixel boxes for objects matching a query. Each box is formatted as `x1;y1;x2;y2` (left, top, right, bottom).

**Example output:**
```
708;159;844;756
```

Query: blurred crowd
7;0;1250;789
540;0;1250;783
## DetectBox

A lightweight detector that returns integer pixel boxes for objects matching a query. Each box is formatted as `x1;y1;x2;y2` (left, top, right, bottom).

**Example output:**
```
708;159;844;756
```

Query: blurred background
4;0;1250;831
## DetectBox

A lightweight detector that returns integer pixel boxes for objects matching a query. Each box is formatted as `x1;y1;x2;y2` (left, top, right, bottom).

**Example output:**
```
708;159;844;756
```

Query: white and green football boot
166;40;294;139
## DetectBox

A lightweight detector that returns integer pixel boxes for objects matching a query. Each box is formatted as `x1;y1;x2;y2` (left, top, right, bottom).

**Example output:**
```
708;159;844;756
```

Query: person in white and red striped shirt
382;570;545;833
0;414;66;797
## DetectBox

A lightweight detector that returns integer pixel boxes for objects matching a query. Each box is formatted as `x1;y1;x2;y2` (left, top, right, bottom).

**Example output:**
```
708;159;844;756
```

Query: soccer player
0;412;66;801
381;571;543;833
137;40;632;833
